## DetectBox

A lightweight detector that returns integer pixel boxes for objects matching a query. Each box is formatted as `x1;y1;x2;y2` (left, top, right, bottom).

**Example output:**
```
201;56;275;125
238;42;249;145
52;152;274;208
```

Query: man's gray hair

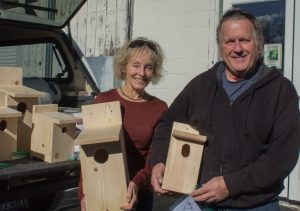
217;9;264;57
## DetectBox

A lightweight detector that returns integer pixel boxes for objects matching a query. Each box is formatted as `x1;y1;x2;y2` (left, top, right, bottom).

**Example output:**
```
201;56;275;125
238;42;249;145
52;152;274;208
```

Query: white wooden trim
293;0;300;95
288;0;300;202
283;0;294;80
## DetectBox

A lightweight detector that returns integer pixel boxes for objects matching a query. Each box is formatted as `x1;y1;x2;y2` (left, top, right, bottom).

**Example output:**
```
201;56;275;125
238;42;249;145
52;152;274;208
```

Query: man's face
219;18;260;81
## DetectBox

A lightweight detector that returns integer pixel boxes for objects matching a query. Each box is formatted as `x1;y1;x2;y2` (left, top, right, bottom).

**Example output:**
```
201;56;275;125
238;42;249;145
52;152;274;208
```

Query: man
150;9;300;210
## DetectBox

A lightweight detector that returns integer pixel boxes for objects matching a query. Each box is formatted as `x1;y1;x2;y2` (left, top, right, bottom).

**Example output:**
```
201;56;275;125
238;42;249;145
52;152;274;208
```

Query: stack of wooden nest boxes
0;67;81;163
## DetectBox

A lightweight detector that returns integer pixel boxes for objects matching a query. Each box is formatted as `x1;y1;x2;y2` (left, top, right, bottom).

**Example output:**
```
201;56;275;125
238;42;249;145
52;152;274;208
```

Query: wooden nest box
0;106;22;161
75;101;128;211
31;104;81;163
162;122;207;194
0;67;45;152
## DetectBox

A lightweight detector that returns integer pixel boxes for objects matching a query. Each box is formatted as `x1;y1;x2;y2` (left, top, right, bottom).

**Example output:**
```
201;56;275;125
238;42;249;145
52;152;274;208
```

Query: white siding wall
68;0;129;91
70;0;219;99
70;0;129;56
131;0;219;105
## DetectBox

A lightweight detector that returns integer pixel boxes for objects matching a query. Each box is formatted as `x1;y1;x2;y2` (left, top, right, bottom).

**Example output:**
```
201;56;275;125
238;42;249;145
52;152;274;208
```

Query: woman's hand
80;196;86;211
120;181;139;210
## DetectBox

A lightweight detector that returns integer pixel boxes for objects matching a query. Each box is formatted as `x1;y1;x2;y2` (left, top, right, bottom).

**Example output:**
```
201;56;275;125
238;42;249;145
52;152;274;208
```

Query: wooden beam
172;129;207;144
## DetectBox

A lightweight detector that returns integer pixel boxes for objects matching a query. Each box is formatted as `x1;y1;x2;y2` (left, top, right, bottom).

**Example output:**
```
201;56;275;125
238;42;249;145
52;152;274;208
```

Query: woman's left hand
120;181;139;210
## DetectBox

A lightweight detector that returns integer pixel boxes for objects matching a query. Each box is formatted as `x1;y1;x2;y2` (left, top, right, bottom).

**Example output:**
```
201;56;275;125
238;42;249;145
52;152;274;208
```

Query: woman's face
124;51;154;91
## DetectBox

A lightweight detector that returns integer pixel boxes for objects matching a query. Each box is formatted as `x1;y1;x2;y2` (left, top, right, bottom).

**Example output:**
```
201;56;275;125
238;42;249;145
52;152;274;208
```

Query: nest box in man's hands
162;122;207;194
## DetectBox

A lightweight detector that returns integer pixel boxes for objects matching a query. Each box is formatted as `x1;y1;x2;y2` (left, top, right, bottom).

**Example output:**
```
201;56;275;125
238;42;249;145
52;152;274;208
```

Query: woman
78;37;168;211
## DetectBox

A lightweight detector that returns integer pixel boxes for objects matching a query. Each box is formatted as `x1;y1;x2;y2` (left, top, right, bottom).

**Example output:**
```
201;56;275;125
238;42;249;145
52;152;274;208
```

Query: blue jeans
199;200;280;211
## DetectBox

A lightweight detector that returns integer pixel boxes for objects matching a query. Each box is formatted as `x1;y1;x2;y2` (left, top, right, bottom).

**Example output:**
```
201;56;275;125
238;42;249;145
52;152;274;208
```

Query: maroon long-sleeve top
78;89;167;200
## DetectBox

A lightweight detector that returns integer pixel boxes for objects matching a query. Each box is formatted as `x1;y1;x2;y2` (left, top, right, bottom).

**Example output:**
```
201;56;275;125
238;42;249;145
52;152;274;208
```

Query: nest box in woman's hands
75;101;128;211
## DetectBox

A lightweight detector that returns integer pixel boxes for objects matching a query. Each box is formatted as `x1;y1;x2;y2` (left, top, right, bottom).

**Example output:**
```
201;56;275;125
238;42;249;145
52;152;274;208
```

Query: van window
0;43;69;80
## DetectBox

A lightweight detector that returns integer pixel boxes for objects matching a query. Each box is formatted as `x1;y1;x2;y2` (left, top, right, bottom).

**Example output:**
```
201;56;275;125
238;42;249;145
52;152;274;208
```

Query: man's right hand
151;163;169;194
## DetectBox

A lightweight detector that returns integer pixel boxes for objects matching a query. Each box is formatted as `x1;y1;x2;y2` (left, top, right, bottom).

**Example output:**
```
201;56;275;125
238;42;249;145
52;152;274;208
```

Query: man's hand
120;181;139;210
191;176;229;203
151;163;169;194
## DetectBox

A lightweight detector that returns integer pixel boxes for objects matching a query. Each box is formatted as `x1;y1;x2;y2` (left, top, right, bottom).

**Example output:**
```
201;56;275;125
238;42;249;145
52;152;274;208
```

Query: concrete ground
54;188;300;211
279;201;300;211
152;194;300;211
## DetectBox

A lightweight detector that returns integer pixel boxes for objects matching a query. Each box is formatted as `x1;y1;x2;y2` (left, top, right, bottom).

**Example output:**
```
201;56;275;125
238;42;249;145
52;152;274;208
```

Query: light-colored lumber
31;104;81;163
0;67;45;152
0;108;21;161
0;85;45;98
34;112;81;125
32;104;58;122
172;129;207;143
162;122;207;194
76;101;128;211
0;92;5;106
75;127;120;145
81;101;122;129
0;106;22;118
0;67;22;86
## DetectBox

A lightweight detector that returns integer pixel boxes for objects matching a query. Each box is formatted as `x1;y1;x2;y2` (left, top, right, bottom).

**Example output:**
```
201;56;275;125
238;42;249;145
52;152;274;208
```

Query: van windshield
0;0;85;27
